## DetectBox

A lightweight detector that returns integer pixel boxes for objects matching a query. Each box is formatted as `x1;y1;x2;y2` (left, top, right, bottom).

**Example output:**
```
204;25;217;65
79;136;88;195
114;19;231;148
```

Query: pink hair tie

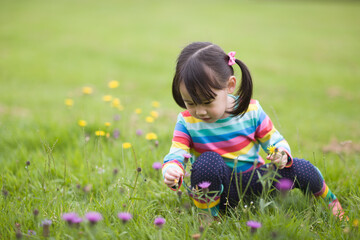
228;51;236;66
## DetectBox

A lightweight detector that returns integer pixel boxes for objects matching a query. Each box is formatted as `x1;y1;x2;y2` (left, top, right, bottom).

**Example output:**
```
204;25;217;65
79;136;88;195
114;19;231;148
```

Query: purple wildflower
62;212;78;225
113;114;121;121
275;178;293;192
183;153;191;164
136;129;143;136
33;209;39;217
41;219;52;238
85;212;102;224
28;230;36;235
154;217;166;228
118;212;132;224
247;220;262;233
71;216;83;224
152;162;162;170
113;129;120;139
198;181;211;189
41;219;52;226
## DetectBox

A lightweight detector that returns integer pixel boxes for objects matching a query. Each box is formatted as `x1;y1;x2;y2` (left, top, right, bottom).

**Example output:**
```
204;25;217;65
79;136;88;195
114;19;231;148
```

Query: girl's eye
187;103;195;106
204;102;212;105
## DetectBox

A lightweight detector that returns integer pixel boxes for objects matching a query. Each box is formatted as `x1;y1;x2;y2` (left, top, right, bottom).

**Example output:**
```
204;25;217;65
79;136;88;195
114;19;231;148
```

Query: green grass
1;0;360;239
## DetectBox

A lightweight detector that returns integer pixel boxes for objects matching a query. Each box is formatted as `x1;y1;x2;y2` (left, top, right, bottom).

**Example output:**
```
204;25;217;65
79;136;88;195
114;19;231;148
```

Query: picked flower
152;162;162;170
64;98;74;107
154;217;166;228
267;145;277;155
82;86;93;95
145;132;157;140
95;130;105;136
108;80;119;89
117;212;132;224
246;220;262;234
78;120;87;127
85;212;103;225
122;142;132;149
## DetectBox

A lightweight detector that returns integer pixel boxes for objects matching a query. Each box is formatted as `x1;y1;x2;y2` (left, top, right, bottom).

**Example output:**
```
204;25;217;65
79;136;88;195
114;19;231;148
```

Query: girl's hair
172;42;253;117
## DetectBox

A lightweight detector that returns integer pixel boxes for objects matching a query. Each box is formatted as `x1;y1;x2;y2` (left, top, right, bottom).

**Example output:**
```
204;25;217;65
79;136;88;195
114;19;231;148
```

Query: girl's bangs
181;61;221;104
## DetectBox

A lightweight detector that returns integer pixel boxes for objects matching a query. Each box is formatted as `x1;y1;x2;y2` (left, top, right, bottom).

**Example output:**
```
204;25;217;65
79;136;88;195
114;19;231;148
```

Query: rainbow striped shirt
163;99;292;173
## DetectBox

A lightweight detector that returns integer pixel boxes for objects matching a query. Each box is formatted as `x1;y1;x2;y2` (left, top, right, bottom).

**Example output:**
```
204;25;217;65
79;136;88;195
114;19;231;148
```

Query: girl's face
179;77;236;123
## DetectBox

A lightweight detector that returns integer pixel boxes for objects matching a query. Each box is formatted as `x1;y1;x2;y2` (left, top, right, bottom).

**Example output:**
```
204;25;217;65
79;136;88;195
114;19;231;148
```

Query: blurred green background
0;0;360;238
1;0;359;167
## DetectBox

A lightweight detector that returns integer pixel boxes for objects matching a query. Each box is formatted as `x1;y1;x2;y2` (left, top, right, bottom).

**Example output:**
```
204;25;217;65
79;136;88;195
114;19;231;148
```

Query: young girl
162;42;345;219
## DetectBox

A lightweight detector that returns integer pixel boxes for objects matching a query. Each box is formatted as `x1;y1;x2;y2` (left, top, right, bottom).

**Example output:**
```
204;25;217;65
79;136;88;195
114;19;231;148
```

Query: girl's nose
196;106;207;116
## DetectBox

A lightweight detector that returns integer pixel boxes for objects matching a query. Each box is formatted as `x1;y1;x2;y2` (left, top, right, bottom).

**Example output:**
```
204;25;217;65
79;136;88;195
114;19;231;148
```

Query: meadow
0;0;359;239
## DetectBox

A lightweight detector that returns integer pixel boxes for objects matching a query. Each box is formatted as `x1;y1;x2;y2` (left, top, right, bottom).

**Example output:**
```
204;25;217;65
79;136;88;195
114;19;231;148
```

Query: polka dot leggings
190;151;330;211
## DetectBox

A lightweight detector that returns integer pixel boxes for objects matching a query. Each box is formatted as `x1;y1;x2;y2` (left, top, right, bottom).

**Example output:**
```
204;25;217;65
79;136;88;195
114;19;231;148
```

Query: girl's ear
227;76;237;94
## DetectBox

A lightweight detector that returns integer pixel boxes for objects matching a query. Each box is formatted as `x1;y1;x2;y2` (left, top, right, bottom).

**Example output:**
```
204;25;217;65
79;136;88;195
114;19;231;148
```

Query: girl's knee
190;151;227;192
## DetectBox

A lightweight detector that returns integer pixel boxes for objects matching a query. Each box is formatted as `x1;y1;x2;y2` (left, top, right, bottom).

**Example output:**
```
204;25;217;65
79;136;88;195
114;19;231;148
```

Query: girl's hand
164;167;183;188
266;151;288;169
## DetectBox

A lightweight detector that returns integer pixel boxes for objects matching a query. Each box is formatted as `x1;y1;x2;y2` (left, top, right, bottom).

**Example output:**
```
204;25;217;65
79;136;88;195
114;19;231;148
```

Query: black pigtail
230;59;253;117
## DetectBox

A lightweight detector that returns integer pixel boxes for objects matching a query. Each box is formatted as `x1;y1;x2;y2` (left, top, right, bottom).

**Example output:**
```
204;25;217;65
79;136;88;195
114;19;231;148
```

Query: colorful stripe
163;99;292;172
190;196;221;209
314;181;337;204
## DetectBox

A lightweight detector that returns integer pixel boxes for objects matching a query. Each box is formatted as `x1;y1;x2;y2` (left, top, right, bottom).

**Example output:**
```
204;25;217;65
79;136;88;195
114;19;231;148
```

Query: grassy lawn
0;0;359;239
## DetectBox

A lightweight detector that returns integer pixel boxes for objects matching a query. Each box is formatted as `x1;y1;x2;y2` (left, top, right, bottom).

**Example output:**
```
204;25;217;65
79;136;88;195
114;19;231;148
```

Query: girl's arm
253;101;293;168
162;113;192;190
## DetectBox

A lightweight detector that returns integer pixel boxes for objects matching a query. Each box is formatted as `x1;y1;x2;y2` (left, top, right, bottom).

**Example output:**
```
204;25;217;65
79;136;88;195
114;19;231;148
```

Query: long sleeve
162;113;192;189
254;101;293;167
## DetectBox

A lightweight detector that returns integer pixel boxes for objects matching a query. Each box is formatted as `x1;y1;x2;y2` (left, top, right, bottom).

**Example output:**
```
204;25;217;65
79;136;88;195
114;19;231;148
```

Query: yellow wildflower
146;132;157;140
152;101;160;108
108;80;119;89
65;98;74;107
135;108;142;114
103;95;113;102
353;219;359;227
82;86;93;95
267;145;277;155
150;111;159;118
104;122;111;127
112;98;120;107
78;120;87;127
95;130;105;136
122;142;132;149
145;116;154;123
117;105;124;111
